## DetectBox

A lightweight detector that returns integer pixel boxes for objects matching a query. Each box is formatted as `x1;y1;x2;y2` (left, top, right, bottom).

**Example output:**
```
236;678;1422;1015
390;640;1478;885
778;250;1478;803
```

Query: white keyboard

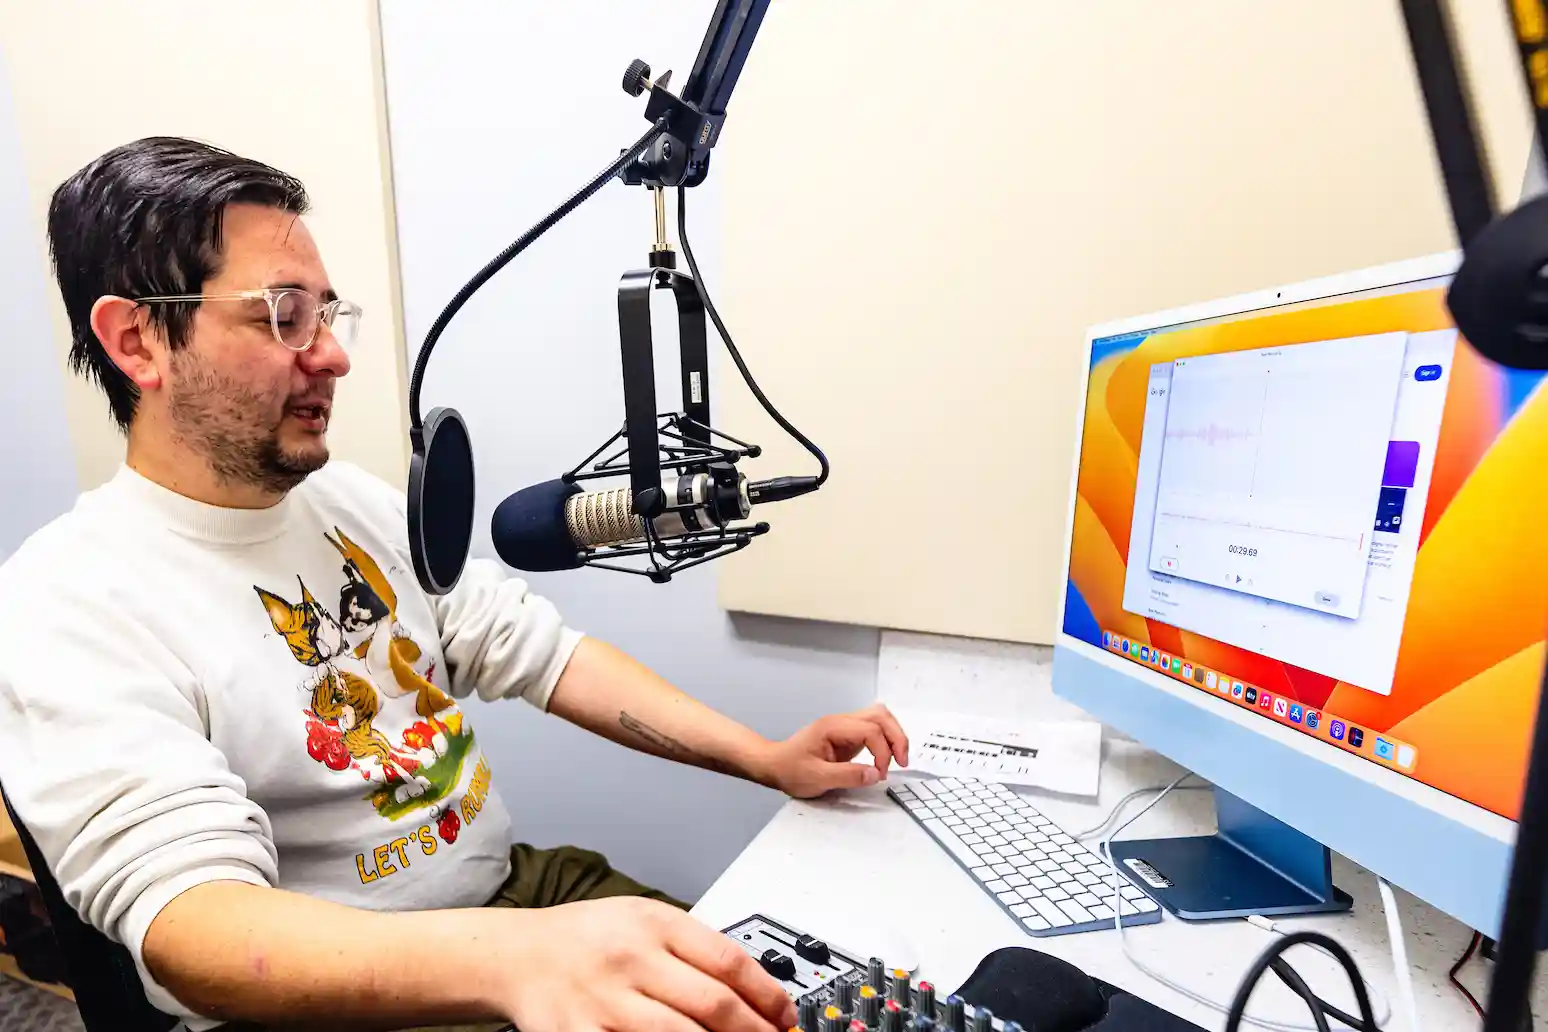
889;776;1163;937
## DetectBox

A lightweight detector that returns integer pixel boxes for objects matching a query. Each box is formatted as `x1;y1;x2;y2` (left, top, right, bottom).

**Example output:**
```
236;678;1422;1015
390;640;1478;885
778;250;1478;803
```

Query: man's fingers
670;920;798;1030
826;717;892;777
644;952;786;1032
862;725;891;778
625;989;752;1032
863;703;910;766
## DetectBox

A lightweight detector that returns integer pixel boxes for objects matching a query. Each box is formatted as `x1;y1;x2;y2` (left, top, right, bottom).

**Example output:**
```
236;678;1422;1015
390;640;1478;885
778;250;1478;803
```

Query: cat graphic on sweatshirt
254;578;435;803
254;532;475;819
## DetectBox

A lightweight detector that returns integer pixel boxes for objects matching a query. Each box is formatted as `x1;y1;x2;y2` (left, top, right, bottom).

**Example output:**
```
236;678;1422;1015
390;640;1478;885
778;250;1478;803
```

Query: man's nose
300;321;352;378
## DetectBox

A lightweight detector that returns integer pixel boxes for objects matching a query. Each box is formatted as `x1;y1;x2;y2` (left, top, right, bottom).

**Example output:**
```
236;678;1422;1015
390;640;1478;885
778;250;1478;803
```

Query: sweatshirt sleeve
319;461;584;711
0;573;276;1025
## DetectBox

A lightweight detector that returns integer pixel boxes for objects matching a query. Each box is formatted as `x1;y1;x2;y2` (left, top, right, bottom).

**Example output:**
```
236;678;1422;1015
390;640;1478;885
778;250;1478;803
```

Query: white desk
694;737;1547;1031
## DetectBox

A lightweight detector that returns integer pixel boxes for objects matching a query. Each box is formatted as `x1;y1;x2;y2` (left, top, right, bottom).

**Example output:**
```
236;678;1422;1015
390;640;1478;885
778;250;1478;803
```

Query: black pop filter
408;406;475;595
1447;195;1548;371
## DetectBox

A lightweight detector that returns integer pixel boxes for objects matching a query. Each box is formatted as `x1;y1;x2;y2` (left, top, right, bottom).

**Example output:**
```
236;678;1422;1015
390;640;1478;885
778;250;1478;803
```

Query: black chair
0;790;177;1031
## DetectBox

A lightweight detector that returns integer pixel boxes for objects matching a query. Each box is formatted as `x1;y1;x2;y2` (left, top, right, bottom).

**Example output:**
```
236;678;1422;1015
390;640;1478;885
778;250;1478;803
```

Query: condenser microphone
491;470;815;573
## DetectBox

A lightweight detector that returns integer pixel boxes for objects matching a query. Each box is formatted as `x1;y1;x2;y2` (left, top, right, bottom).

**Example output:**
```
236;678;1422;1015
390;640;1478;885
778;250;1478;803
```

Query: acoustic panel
712;1;1531;644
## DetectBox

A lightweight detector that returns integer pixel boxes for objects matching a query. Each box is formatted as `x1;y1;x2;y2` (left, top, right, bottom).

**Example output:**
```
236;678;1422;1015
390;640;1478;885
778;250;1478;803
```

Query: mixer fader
720;915;1016;1032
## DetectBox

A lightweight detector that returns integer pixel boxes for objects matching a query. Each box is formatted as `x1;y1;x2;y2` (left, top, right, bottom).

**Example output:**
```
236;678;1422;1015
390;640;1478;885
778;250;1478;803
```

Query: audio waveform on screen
1163;423;1259;446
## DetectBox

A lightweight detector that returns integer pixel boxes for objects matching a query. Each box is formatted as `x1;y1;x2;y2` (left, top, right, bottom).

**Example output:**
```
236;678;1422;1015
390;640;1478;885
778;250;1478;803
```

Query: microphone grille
565;487;645;548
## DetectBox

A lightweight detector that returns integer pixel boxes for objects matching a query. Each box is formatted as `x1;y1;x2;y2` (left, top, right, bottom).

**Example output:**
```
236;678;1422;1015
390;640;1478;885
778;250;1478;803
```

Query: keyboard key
1005;873;1029;888
997;891;1024;905
1031;875;1055;890
920;818;983;869
912;780;938;798
993;863;1017;877
980;852;1005;865
1046;885;1071;902
1134;896;1161;913
987;879;1009;893
1023;916;1052;932
1089;904;1115;921
1120;886;1146;901
1032;898;1071;926
1058;900;1095;924
1075;893;1102;908
985;835;1009;847
1036;860;1060;873
1010;903;1034;918
970;866;992;880
916;807;941;820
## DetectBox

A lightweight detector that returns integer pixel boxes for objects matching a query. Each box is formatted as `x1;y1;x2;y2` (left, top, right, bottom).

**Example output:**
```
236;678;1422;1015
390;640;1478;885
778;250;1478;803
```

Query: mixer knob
761;949;796;981
889;969;911;1006
912;1016;937;1032
916;981;936;1020
882;1000;905;1032
800;998;820;1032
849;1021;868;1032
1002;1023;1023;1032
970;1006;994;1032
859;985;882;1026
796;934;832;965
868;957;887;993
838;982;857;1015
944;995;966;1032
822;1006;845;1032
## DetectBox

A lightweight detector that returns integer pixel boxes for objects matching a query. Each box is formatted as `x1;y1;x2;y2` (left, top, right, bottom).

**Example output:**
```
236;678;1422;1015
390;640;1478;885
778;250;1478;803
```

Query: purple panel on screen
1383;441;1419;488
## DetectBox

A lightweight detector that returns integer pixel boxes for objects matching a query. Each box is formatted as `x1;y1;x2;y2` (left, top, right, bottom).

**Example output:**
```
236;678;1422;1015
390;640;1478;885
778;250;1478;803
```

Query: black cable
1450;931;1485;1020
407;118;670;430
1268;958;1377;1032
1226;932;1376;1032
1266;959;1334;1032
676;184;830;485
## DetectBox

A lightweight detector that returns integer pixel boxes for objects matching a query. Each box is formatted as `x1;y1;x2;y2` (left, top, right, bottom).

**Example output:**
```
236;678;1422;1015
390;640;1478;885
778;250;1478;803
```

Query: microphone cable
676;184;830;486
407;117;671;432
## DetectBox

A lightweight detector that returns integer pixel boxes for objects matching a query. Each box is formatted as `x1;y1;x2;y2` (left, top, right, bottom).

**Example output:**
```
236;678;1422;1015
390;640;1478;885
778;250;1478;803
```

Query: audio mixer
722;915;1017;1032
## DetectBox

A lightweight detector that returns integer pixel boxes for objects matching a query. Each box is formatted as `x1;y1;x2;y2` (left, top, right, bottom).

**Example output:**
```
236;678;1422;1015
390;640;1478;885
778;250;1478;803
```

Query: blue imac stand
1052;644;1516;939
1106;787;1352;920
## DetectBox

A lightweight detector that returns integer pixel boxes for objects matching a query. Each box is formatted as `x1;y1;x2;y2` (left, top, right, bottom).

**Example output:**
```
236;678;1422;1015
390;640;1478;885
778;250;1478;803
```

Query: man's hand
506;896;798;1032
760;703;911;799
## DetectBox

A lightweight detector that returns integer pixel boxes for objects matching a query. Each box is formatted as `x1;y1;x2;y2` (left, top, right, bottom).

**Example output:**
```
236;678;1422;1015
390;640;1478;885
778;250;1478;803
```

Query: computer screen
1059;259;1548;824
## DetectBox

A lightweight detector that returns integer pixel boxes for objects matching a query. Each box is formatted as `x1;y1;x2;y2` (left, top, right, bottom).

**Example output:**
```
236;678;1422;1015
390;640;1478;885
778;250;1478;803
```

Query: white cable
1097;775;1389;1032
1069;777;1209;841
1378;878;1419;1032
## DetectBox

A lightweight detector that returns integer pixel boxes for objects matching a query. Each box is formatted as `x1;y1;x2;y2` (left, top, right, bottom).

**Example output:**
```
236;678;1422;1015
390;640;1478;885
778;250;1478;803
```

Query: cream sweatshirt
0;459;583;1027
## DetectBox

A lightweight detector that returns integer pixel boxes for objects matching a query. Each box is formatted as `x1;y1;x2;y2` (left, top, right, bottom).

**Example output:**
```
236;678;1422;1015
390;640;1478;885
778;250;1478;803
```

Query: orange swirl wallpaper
1063;283;1548;821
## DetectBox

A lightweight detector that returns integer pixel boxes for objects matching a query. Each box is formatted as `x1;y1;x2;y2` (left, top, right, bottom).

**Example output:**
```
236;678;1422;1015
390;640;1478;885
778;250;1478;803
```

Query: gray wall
379;1;881;902
0;52;80;561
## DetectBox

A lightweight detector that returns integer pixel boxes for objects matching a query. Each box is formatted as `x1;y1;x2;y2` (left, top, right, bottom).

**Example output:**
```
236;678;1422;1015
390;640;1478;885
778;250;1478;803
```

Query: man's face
158;202;351;494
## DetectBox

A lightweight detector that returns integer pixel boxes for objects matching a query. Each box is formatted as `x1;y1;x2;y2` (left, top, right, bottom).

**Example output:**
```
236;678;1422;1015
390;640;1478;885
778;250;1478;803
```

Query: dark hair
46;136;310;432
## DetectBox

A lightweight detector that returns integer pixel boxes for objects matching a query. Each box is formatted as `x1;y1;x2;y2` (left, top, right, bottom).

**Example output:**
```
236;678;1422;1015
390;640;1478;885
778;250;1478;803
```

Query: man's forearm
546;636;775;786
143;880;517;1029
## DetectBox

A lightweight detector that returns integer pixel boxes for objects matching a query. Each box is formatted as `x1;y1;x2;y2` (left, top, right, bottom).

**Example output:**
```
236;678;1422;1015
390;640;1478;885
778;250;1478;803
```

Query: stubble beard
167;356;328;496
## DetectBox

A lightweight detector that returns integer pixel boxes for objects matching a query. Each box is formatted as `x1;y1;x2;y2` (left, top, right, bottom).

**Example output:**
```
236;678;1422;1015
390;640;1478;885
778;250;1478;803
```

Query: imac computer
1051;249;1545;939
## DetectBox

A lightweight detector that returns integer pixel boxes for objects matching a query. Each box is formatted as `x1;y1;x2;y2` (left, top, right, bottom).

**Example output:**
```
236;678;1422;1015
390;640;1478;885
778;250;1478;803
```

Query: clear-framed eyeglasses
132;288;363;352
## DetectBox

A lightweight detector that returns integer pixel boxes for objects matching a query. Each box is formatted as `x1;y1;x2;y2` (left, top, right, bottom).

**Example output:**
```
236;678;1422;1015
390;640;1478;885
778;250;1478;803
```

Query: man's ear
89;295;163;392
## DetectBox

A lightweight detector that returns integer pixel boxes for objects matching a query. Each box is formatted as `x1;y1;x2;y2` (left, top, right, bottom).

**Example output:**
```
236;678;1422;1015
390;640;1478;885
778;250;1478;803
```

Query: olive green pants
229;843;689;1032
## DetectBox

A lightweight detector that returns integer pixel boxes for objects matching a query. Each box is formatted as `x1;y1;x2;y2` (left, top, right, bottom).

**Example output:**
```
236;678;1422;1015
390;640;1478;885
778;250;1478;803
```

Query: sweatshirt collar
107;463;296;545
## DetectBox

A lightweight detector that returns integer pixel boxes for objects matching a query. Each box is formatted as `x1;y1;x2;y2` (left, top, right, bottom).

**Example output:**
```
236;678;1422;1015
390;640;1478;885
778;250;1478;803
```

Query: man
0;136;909;1031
